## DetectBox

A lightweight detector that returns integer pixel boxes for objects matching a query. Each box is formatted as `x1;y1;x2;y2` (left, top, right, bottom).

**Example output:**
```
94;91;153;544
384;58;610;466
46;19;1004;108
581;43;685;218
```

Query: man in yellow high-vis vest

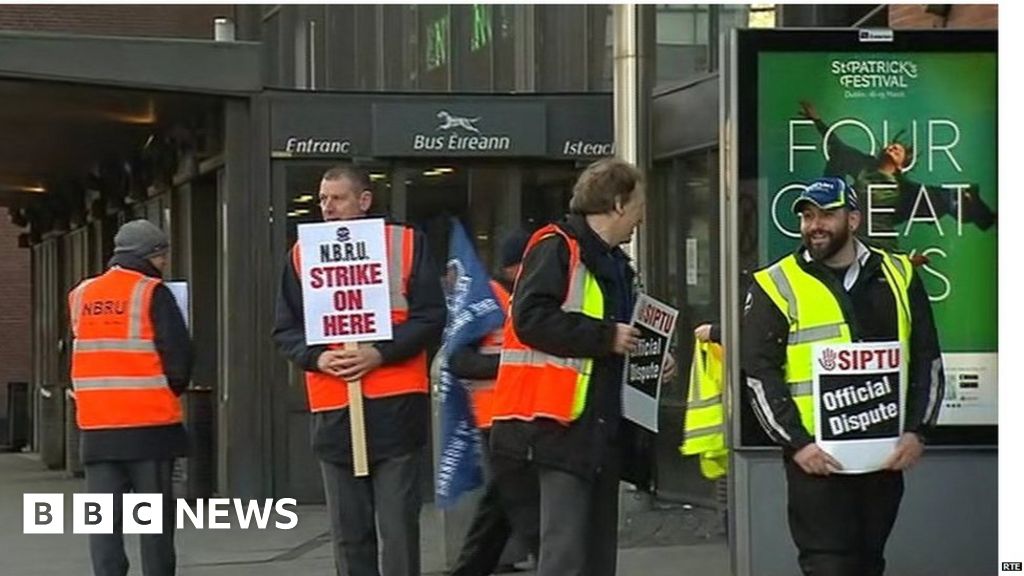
742;177;944;576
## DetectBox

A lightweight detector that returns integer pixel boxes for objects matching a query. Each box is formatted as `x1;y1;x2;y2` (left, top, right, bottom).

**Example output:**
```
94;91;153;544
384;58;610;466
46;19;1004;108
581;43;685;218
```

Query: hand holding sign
882;432;924;471
613;323;641;355
316;350;347;377
661;354;677;382
335;346;383;381
793;443;844;476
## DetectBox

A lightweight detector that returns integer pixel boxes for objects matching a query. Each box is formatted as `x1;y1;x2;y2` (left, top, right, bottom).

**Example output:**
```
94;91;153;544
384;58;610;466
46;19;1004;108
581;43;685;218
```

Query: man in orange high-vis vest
489;159;676;576
273;164;445;576
448;231;540;576
69;219;192;576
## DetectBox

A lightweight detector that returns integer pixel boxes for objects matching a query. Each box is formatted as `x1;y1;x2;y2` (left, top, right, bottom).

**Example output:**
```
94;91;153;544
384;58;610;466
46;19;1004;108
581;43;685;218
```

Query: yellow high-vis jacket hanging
680;339;728;479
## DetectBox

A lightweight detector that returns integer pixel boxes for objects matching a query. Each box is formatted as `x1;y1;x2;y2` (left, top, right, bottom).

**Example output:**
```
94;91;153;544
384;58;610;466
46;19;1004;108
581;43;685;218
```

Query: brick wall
0;219;31;421
889;4;997;29
0;5;236;39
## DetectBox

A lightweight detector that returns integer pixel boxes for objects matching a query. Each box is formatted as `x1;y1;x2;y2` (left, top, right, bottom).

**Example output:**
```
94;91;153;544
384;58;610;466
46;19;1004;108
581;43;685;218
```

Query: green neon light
426;14;449;70
471;4;491;52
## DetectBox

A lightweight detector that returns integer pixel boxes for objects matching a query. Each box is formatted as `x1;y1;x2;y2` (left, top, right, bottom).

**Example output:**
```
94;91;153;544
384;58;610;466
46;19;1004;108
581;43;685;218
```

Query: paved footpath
0;452;729;576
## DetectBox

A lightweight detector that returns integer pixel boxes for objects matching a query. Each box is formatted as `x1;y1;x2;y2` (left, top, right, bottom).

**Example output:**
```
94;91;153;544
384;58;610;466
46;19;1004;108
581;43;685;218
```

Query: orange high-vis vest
491;225;605;425
467;280;511;430
69;268;182;430
291;223;428;412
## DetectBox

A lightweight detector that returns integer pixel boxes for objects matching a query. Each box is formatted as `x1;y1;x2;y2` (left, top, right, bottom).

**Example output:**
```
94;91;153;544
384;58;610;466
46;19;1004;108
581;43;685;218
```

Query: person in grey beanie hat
113;219;170;271
72;217;191;576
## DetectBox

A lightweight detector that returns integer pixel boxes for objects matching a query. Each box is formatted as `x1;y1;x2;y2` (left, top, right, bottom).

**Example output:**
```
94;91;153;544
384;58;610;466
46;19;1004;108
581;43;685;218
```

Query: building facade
4;3;996;506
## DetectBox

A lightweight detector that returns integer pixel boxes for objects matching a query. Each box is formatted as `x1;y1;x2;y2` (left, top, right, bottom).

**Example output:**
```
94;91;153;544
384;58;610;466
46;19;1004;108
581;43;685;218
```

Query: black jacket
489;215;654;486
447;279;511;382
273;221;446;465
79;254;192;464
741;243;945;454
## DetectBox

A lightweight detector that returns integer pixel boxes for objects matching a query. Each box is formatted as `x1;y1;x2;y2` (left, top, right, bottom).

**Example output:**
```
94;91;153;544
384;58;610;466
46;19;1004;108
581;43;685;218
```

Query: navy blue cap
500;229;530;268
792;177;860;214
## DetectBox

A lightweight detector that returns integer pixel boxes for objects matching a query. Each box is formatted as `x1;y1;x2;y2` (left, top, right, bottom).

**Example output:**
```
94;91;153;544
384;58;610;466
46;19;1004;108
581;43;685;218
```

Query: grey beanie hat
113;219;170;259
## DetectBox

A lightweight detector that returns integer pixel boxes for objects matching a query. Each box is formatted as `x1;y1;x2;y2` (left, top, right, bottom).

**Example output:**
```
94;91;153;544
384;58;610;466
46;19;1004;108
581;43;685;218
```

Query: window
354;5;380;90
656;5;711;86
383;5;419;90
493;4;516;91
326;6;357;89
587;5;612;91
420;5;451;90
655;4;752;86
293;5;326;90
262;12;278;86
537;5;587;91
453;5;493;91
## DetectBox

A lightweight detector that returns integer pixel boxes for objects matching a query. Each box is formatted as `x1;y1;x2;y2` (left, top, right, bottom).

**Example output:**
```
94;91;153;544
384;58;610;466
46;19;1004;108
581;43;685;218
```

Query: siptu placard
622;294;679;433
297;219;393;345
813;341;904;473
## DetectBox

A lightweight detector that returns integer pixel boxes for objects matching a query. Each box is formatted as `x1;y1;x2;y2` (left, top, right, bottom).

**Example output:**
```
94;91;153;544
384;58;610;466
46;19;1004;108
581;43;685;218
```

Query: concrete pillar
612;4;654;270
612;3;657;524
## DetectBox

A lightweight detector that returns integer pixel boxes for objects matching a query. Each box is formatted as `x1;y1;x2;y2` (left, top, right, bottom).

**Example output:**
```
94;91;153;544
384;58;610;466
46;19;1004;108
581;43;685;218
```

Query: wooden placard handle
345;341;370;477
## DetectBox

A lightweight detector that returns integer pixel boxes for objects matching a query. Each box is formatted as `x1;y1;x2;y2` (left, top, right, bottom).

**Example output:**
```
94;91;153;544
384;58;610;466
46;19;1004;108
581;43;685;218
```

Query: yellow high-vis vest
752;247;913;436
680;339;728;479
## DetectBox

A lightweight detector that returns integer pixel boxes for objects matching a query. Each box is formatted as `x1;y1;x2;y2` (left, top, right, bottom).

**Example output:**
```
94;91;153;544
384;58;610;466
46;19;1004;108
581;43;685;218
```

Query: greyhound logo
436;111;481;134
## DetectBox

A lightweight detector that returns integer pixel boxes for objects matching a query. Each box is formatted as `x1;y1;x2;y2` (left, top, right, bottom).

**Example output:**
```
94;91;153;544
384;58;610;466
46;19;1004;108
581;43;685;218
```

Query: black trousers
320;449;423;576
85;460;177;576
784;457;904;576
450;431;539;576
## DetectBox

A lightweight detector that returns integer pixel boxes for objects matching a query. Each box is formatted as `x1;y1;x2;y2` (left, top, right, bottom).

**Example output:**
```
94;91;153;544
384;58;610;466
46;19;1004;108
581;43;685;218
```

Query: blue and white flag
435;218;505;508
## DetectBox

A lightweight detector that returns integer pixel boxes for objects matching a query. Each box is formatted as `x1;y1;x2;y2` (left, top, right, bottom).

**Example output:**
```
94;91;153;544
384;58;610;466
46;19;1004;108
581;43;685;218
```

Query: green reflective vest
752;247;913;436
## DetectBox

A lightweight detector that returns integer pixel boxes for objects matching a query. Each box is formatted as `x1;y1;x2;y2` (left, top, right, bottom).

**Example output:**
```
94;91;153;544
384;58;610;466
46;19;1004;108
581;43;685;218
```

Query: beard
803;225;850;262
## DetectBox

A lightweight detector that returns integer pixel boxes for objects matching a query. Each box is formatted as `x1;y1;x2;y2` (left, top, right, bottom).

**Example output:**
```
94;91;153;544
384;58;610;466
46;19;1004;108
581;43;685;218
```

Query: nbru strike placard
297;219;393;345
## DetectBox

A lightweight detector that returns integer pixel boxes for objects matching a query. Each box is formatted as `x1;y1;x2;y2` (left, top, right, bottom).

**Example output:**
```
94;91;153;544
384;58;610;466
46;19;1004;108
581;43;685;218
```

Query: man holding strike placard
273;164;445;576
742;177;944;576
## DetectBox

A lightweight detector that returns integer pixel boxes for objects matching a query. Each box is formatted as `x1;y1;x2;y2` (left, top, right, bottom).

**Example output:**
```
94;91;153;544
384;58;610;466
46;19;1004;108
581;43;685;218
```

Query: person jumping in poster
797;100;996;253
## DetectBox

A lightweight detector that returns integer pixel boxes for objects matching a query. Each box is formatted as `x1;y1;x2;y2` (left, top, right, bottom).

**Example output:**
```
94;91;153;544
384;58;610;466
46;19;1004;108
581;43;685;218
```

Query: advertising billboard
736;30;997;444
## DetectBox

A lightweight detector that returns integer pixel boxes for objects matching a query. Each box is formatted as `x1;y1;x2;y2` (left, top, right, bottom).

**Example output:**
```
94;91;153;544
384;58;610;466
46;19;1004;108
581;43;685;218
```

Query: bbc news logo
24;494;298;534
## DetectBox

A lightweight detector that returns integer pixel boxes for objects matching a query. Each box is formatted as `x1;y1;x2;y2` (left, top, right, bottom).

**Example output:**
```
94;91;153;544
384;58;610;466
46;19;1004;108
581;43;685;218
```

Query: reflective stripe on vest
69;268;181;430
291;224;428;412
752;248;912;435
468;280;510;429
491;225;605;424
681;340;728;479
